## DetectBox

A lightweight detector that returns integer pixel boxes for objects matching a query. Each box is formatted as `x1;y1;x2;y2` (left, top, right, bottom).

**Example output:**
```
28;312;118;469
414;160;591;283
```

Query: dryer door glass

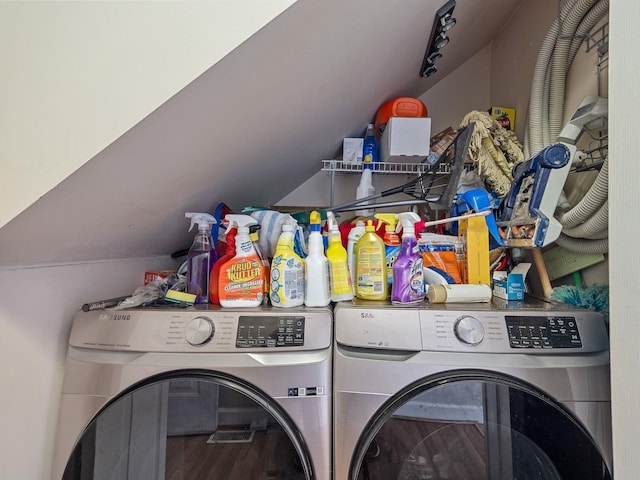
61;373;312;480
351;375;611;480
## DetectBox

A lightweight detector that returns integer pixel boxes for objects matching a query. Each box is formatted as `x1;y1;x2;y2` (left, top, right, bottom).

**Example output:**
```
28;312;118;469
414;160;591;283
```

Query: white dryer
333;300;612;480
52;305;332;480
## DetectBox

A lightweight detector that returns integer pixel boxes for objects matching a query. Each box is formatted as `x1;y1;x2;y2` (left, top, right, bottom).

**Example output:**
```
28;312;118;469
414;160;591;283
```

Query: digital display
236;316;305;348
505;316;582;349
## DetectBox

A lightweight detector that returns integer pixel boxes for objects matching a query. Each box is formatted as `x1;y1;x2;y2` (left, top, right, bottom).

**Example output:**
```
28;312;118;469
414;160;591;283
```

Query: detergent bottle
355;220;388;300
391;212;425;304
270;222;305;307
305;211;331;307
209;221;237;305
185;212;218;304
218;214;265;307
326;211;354;302
374;213;401;288
250;224;270;304
347;220;366;293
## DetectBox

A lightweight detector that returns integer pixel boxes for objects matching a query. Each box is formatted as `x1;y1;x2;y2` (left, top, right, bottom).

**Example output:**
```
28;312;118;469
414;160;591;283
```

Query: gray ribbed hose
525;0;609;253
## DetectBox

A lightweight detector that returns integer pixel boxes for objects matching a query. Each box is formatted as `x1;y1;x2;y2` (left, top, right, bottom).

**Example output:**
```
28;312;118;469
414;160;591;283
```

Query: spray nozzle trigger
396;212;420;235
185;212;217;232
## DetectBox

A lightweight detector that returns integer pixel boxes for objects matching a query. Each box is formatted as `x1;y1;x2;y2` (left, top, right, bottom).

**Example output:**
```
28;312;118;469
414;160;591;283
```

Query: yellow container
355;220;388;300
458;215;490;286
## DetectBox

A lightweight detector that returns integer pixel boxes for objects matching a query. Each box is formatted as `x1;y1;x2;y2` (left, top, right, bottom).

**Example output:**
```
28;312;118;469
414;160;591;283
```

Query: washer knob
454;315;485;346
185;316;215;346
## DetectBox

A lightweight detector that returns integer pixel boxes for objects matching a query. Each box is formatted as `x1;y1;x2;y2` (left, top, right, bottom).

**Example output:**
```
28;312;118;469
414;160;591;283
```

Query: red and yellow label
219;256;265;303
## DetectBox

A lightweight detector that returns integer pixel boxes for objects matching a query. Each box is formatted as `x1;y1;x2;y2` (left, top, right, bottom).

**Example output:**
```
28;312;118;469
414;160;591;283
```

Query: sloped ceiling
0;0;523;267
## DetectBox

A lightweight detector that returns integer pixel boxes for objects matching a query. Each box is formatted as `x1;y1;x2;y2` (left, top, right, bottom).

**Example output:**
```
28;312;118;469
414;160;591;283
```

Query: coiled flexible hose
525;0;609;253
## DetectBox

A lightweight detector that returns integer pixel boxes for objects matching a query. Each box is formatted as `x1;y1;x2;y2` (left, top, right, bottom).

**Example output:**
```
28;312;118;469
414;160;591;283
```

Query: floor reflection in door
165;424;306;480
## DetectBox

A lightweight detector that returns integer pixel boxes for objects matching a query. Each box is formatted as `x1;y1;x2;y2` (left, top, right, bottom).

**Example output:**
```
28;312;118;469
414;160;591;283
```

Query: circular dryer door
351;372;611;480
61;371;312;480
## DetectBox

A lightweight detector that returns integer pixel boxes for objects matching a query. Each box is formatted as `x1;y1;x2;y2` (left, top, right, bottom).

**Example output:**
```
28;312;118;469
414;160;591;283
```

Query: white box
380;117;431;163
342;137;364;164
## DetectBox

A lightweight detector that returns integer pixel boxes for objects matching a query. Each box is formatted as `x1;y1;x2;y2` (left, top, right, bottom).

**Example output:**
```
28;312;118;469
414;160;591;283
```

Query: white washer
52;306;332;480
333;300;612;480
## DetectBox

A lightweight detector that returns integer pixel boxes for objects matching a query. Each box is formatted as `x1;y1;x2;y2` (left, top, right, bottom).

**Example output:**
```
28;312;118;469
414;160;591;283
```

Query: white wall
609;1;638;477
0;257;178;479
275;45;492;211
0;1;294;230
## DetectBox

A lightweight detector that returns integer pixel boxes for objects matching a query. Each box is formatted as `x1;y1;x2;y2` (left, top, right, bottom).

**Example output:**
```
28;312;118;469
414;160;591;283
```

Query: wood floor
359;417;486;480
165;426;306;480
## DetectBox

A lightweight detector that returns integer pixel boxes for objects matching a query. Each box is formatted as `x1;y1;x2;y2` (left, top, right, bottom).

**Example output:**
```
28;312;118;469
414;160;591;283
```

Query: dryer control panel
333;303;608;354
506;315;581;349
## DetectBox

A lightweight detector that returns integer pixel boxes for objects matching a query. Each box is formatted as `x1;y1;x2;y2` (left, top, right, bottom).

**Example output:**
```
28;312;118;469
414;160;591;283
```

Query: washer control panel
236;315;305;348
70;307;331;353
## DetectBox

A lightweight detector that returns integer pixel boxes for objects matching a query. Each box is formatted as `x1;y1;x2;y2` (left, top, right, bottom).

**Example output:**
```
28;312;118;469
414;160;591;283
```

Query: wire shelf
321;159;452;175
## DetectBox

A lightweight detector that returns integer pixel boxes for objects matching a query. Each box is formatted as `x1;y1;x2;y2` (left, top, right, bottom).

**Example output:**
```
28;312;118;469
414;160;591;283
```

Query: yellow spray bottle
374;213;401;288
355;220;388;300
326;211;353;302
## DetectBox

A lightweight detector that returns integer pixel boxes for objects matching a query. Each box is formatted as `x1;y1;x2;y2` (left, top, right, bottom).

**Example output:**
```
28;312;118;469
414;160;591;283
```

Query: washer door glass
62;372;312;480
351;373;611;480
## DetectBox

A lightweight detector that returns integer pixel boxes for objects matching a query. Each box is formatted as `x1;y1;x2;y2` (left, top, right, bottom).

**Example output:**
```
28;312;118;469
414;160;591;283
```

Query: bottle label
219;257;264;303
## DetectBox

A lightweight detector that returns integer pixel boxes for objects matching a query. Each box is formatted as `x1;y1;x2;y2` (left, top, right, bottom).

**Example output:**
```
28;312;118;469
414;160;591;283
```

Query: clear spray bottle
185;212;218;304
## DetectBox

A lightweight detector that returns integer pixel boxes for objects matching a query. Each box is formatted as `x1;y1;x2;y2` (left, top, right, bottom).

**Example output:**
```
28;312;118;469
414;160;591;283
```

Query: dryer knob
185;316;215;346
454;315;485;346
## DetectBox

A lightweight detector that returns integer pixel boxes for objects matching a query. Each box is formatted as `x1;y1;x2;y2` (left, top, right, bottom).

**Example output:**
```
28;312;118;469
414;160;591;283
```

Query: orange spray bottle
209;221;237;305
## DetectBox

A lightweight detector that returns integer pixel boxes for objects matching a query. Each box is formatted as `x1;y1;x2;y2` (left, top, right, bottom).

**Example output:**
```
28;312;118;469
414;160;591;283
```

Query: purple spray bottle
391;212;424;304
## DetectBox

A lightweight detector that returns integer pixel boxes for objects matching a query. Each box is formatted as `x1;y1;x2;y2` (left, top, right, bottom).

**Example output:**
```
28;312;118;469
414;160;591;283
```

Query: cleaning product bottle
209;221;237;305
355;150;377;217
218;214;265;308
391;212;425;304
374;213;401;289
250;224;270;305
347;220;366;293
355;219;388;300
305;211;331;307
363;123;378;163
270;222;305;307
185;212;218;304
326;211;354;302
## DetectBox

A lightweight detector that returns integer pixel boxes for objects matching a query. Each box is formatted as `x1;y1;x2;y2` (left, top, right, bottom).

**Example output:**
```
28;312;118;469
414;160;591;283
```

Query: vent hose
525;0;609;253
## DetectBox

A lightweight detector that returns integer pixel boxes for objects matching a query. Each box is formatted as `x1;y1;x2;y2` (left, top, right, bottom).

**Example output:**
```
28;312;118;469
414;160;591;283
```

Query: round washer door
350;371;611;480
62;370;313;480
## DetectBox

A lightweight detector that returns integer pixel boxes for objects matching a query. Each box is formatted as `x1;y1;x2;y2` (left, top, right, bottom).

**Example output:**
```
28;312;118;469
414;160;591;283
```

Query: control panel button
454;315;485;346
185;316;215;346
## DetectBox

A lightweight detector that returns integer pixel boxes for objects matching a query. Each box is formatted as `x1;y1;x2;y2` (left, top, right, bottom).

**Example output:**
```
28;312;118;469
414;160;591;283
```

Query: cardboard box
458;215;490;286
144;270;176;286
492;263;531;300
489;106;516;131
380;116;431;163
342;137;364;164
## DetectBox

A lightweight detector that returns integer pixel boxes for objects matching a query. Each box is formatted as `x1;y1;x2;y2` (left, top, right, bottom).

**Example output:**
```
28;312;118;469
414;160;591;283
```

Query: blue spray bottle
185;212;218;304
391;212;424;304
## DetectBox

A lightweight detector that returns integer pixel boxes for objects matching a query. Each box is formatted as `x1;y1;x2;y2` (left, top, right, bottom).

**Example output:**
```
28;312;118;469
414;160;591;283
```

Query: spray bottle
209;220;237;305
355;154;376;217
250;224;270;305
185;212;218;304
326;211;354;302
391;212;425;304
218;214;265;308
347;220;366;294
305;211;331;307
355;219;388;300
270;222;305;307
374;213;401;289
